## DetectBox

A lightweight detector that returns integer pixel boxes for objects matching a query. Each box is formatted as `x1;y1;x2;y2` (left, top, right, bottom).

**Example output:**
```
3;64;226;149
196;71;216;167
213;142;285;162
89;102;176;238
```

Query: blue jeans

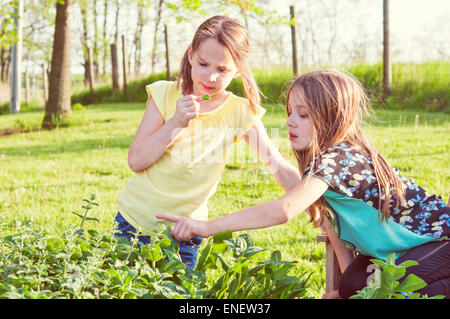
113;212;203;271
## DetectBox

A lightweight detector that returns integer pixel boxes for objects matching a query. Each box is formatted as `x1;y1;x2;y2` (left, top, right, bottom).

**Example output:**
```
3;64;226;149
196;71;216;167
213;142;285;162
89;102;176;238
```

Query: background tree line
0;0;448;127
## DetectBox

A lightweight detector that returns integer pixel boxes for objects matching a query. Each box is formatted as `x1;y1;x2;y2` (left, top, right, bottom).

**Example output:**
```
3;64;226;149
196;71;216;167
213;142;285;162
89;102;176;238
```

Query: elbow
278;199;294;224
128;151;147;173
128;158;141;173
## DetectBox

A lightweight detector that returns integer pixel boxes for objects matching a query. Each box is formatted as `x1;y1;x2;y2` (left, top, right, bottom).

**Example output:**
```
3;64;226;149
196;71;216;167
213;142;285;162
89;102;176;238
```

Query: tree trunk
80;5;90;88
383;0;392;97
134;3;145;78
25;67;29;106
0;47;8;83
10;0;23;113
289;6;298;76
164;25;171;80
151;0;163;73
102;0;108;79
122;35;128;95
111;43;119;90
88;46;95;99
42;0;72;129
42;63;48;103
93;0;99;81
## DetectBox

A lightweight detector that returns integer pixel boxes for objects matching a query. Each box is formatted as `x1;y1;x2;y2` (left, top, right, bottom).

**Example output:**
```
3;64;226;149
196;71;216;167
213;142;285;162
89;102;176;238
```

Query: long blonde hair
287;70;405;227
177;15;261;113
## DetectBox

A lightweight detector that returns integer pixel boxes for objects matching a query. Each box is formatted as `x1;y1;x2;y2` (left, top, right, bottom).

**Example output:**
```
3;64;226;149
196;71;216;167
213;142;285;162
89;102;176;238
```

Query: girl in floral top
157;69;450;298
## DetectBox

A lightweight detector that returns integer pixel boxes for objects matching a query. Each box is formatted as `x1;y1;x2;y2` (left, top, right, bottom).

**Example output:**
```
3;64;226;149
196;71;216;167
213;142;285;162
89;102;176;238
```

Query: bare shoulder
133;98;165;141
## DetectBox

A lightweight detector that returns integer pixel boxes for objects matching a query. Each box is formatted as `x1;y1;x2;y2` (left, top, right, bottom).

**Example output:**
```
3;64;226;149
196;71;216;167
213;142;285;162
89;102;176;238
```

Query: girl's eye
199;62;207;67
299;114;308;119
218;68;228;73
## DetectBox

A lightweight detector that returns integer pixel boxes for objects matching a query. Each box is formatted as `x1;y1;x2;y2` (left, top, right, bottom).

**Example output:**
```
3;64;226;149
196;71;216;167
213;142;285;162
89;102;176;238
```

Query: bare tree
80;0;92;88
101;0;108;79
133;1;148;77
42;0;72;129
93;0;99;80
10;0;23;113
383;0;391;97
290;5;298;76
151;0;164;74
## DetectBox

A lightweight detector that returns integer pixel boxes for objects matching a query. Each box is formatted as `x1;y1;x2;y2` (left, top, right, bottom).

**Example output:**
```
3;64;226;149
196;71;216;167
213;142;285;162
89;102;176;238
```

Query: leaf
71;211;84;219
238;233;254;247
396;274;427;293
144;246;164;262
196;238;213;271
385;253;397;265
243;246;266;259
212;253;230;271
213;230;232;244
224;238;237;250
211;242;227;254
383;264;406;282
270;250;282;264
398;260;419;269
369;259;385;268
1;291;25;299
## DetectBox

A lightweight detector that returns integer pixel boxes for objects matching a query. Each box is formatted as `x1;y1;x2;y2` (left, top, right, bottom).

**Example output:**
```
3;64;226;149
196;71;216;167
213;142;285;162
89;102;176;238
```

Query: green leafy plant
0;196;311;299
191;232;311;299
350;253;445;299
71;193;99;235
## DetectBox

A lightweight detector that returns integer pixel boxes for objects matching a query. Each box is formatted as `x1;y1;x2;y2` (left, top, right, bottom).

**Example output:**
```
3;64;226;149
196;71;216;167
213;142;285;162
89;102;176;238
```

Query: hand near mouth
172;95;202;128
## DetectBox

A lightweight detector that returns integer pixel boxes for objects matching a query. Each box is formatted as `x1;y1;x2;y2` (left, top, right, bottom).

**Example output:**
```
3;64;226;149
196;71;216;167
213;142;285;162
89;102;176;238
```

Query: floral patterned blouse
306;142;449;259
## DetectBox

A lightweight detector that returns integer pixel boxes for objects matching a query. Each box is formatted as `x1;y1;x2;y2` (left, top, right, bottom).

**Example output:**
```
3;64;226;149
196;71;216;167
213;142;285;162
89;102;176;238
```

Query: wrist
165;117;184;138
205;219;220;238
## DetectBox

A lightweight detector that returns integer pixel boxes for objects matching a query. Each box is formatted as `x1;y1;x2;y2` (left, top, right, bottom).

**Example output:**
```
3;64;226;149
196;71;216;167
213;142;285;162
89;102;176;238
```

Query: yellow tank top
117;81;265;235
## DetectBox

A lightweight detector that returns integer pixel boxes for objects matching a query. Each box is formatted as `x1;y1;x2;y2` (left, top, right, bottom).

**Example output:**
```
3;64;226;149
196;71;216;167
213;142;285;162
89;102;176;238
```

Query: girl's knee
420;278;450;299
339;275;368;299
338;254;374;298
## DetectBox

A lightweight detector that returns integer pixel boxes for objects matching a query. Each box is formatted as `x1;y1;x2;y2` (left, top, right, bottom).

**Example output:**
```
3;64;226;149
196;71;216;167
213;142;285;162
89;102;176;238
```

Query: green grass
66;61;449;113
2;61;448;116
0;102;448;298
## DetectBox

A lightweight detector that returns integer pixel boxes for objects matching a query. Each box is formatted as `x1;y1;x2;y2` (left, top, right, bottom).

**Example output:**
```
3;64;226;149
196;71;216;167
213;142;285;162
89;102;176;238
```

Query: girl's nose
286;115;295;127
207;70;219;82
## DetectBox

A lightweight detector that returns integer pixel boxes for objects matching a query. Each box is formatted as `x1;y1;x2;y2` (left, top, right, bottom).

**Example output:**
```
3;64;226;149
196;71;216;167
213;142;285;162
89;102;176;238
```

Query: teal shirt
323;189;444;260
306;142;449;261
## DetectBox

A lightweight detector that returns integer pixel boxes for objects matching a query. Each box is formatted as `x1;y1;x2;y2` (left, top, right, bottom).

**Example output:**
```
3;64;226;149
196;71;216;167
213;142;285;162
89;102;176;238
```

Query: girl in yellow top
115;16;300;270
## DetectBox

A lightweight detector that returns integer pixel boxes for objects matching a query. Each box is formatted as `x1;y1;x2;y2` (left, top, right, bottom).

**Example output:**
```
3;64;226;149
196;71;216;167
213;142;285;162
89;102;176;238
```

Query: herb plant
350;252;445;299
0;196;311;299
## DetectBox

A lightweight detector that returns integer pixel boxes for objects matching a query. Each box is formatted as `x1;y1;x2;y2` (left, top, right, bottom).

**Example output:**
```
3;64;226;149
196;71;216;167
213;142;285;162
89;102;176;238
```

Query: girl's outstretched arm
243;119;301;191
156;175;328;241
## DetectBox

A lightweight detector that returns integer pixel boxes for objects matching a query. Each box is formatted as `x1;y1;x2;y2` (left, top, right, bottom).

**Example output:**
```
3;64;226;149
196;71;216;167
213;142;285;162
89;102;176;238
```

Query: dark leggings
339;240;450;299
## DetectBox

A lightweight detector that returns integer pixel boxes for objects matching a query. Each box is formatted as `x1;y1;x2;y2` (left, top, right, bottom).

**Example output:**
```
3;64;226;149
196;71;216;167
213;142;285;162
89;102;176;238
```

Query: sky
265;0;450;63
48;0;450;74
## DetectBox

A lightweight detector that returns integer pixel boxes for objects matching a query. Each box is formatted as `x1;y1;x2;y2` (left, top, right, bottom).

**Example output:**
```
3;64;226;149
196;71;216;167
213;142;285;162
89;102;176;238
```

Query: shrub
350;252;445;299
0;195;311;299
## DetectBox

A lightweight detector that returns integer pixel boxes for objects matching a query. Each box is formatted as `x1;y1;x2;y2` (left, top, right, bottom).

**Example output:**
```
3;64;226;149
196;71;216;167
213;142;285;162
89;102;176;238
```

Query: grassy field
0;101;449;298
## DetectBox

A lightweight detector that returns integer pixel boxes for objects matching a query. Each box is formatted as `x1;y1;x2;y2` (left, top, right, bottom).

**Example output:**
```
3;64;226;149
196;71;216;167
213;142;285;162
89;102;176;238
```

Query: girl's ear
187;45;193;64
